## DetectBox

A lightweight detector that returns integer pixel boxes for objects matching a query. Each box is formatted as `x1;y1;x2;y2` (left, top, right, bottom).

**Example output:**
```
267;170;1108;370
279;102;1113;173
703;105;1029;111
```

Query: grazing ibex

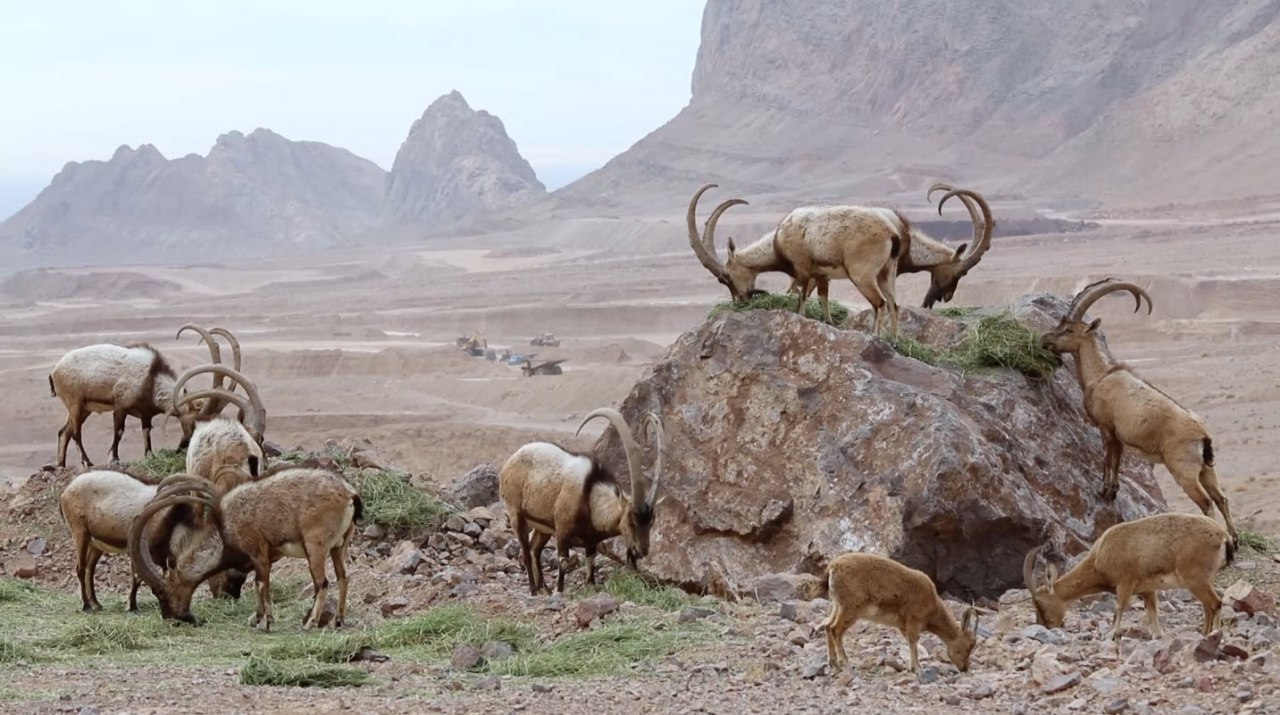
1041;278;1238;544
821;553;979;673
129;467;361;629
1024;513;1234;641
499;407;664;594
687;184;902;334
49;343;204;467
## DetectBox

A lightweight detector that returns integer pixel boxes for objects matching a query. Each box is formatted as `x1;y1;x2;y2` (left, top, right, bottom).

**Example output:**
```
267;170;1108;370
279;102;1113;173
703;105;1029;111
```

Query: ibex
1041;278;1238;545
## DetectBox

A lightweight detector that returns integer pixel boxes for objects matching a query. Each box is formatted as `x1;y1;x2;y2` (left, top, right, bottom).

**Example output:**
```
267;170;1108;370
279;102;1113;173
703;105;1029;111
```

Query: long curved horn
177;325;226;413
1023;544;1047;593
155;474;214;498
640;411;664;507
688;184;738;284
703;198;749;266
576;407;645;506
1066;278;1154;323
209;327;242;374
128;494;213;598
936;187;994;271
176;389;251;425
928;183;979;253
171;365;265;442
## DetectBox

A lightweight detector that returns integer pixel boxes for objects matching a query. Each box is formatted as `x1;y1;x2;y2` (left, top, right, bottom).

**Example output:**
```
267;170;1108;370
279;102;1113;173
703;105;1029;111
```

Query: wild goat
58;470;231;612
821;553;979;673
1041;278;1238;545
49;342;205;467
789;183;997;309
499;406;664;595
128;467;361;629
1024;513;1234;641
687;184;902;334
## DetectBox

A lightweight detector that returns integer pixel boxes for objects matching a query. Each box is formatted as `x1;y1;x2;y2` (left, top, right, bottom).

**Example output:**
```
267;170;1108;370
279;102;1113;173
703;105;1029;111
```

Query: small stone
361;524;386;540
463;521;483;538
25;537;47;555
747;573;823;603
1103;698;1129;714
472;675;500;691
1236;684;1254;703
1194;632;1223;663
1023;624;1067;646
575;593;619;628
800;660;826;679
451;644;484;671
1194;676;1213;693
968;682;995;700
1177;707;1206;715
379;597;409;617
480;641;514;662
1221;643;1249;659
531;683;553;693
1225;580;1275;616
6;554;39;579
383;541;423;575
787;628;809;646
77;708;100;715
1042;672;1083;695
444;515;467;532
678;606;717;623
450;464;500;509
917;666;940;684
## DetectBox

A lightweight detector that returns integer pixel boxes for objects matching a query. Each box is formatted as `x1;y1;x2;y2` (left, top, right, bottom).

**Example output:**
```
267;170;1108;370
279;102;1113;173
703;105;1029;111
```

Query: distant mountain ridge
0;92;543;266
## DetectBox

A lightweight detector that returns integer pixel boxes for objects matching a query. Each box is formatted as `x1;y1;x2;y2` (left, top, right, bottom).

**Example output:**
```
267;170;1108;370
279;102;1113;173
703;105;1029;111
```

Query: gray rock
451;644;484;671
472;675;501;691
591;307;1164;599
678;606;718;623
1042;672;1083;694
1103;698;1128;714
25;537;47;555
480;641;515;662
747;573;823;604
1023;624;1067;646
575;593;620;628
917;666;941;684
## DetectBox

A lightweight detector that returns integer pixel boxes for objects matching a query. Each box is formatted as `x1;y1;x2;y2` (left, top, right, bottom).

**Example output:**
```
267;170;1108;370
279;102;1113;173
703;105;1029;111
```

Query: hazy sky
0;1;705;219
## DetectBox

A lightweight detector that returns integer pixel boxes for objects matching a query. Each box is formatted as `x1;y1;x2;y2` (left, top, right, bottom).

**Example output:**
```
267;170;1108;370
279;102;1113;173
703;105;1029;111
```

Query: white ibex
1041;278;1238;545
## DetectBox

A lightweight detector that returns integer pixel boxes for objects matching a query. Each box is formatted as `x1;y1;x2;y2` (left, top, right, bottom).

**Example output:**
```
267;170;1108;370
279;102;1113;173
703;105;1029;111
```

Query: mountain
383;91;546;227
555;0;1280;210
0;129;386;265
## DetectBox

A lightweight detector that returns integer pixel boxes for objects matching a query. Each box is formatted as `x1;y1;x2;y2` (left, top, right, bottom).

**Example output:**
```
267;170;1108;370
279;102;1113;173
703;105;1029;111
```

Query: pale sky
0;1;705;219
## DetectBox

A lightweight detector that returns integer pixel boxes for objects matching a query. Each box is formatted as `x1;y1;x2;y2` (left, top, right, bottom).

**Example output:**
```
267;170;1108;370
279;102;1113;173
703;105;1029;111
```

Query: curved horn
209;327;242;374
171;365;265;442
177;325;226;412
640;411;664;507
1065;278;1154;323
1023;544;1047;593
176;389;251;425
703;198;749;266
576;407;646;506
688;184;747;285
937;188;994;271
155;474;214;498
127;494;213;598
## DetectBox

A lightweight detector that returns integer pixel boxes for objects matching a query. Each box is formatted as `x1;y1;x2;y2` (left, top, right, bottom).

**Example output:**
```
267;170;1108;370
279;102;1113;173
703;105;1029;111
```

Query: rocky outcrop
593;295;1166;600
0;129;386;265
383;91;545;227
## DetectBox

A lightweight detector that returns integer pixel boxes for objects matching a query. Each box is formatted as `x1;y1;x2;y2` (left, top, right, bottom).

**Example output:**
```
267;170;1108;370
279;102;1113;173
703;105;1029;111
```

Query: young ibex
687;184;902;334
48;343;204;467
499;407;664;595
1024;513;1234;641
58;470;231;612
821;553;979;673
1041;278;1238;545
128;467;361;629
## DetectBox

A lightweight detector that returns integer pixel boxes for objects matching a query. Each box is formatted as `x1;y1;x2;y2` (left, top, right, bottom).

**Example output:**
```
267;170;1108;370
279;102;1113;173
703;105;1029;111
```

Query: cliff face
559;0;1280;209
383;91;546;227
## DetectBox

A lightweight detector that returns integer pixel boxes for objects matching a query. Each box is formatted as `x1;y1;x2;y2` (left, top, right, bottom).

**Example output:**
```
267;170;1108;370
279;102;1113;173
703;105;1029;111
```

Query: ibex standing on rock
1041;278;1238;545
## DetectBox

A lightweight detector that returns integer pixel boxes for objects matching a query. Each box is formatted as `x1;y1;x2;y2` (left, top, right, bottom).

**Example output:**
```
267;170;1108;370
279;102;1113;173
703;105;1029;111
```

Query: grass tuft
0;578;39;604
936;306;979;318
710;292;850;328
0;636;36;664
378;604;535;656
240;655;373;688
358;470;455;534
888;311;1062;379
44;619;158;655
127;448;187;480
587;571;688;611
1238;530;1277;554
260;632;375;664
493;621;703;678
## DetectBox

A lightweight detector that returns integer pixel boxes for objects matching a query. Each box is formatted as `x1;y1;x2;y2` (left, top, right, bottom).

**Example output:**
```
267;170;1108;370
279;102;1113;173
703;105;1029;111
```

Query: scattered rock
451;464;500;509
25;537;47;555
1194;632;1224;662
5;554;38;579
1225;580;1275;616
350;646;390;663
531;683;553;694
451;644;484;671
444;515;467;533
379;597;409;618
384;541;423;575
800;660;826;679
1023;624;1067;646
779;600;817;624
968;682;995;699
1041;671;1082;694
748;573;823;604
917;666;940;684
1102;698;1129;714
575;593;620;628
472;675;501;691
480;641;515;662
678;606;717;623
361;524;386;540
463;521;483;538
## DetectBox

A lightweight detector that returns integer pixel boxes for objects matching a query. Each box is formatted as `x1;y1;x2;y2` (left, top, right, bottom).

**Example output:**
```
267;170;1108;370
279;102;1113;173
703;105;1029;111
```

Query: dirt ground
1;202;1279;712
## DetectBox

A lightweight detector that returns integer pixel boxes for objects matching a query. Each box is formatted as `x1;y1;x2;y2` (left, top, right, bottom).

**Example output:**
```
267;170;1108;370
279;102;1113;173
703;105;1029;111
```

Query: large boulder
594;296;1165;600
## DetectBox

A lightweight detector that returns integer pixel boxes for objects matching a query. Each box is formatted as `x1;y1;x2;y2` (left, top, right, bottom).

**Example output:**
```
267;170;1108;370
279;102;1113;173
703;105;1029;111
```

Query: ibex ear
1046;564;1059;592
961;606;974;632
953;243;968;259
727;237;736;256
1086;318;1102;333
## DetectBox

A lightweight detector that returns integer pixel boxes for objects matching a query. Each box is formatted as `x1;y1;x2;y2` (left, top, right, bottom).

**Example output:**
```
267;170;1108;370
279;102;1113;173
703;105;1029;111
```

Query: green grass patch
710;292;850;328
240;655;373;688
358;470;455;534
936;306;979;318
889;311;1062;379
259;632;374;664
586;571;688;612
0;636;37;663
1238;530;1276;554
378;603;535;657
43;618;159;655
0;578;39;604
127;448;187;480
493;621;703;678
